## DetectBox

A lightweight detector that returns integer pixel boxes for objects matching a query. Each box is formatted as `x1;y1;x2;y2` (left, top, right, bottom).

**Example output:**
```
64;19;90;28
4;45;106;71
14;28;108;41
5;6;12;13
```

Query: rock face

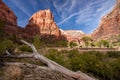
92;0;120;40
25;9;61;37
0;0;17;25
0;0;18;36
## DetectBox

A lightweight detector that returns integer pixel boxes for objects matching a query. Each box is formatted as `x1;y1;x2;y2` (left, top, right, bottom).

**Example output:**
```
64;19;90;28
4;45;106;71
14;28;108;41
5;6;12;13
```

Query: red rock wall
92;0;120;40
0;0;18;36
0;0;17;25
25;9;61;37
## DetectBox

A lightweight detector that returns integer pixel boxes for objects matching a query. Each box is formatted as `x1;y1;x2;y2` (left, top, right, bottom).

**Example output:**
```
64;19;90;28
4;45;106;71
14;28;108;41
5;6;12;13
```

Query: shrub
0;40;15;55
69;42;78;48
110;58;120;80
55;40;68;47
45;49;70;68
33;35;42;49
45;50;120;80
81;36;92;47
107;51;120;58
45;49;64;65
98;40;110;48
19;45;32;52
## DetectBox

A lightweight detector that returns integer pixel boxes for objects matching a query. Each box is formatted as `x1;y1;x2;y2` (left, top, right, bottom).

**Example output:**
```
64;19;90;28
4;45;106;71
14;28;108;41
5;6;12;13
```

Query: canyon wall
0;0;17;25
0;0;18;36
92;0;120;40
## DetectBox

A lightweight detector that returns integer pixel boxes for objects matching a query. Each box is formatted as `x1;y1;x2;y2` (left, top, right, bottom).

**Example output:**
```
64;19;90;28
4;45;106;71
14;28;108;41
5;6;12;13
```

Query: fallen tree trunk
20;40;95;80
1;40;95;80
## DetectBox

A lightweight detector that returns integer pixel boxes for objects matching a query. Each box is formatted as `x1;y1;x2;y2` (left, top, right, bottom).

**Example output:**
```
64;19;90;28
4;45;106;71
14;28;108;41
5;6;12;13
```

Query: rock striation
25;9;61;37
92;0;120;40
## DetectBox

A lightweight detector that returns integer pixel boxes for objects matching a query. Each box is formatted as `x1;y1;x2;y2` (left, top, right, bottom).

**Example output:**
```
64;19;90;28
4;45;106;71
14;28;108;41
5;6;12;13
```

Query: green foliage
110;58;120;80
55;40;68;47
98;40;110;48
81;36;92;47
33;35;42;49
69;42;78;48
39;35;68;47
33;35;67;48
45;50;120;80
107;51;120;58
81;36;92;42
0;40;15;55
45;49;70;67
19;45;32;52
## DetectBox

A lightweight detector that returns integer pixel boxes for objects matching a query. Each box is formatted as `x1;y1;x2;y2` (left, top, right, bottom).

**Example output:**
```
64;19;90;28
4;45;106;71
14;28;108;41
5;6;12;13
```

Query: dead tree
3;40;95;80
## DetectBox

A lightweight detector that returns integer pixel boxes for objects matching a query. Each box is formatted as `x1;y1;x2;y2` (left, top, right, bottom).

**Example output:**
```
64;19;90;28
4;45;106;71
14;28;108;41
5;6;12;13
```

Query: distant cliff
60;29;85;42
92;0;120;40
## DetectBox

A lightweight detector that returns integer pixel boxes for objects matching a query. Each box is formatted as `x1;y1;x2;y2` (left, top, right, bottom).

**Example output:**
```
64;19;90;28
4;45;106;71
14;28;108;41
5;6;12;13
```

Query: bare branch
6;50;11;55
0;54;34;59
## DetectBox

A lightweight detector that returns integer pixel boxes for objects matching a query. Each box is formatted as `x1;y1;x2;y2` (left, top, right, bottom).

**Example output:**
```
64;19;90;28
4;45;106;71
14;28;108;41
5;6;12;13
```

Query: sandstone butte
25;9;61;38
92;0;120;40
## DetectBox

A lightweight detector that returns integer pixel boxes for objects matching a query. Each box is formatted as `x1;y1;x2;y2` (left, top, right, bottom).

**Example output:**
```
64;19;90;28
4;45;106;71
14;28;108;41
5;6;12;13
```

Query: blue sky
3;0;116;33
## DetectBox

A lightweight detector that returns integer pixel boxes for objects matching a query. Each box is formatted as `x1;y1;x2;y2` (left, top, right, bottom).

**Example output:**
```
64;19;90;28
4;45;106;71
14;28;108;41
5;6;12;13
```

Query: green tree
98;40;110;48
69;41;78;48
0;40;15;55
33;35;41;49
81;36;92;47
116;34;120;46
19;45;32;52
55;40;68;47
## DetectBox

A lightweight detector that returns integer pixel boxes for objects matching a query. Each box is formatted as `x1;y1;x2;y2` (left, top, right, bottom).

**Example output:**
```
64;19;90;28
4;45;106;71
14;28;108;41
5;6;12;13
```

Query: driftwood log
2;40;95;80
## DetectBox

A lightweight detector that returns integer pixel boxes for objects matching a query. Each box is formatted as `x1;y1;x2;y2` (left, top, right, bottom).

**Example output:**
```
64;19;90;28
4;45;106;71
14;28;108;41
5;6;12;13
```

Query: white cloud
12;0;31;16
75;0;115;25
68;0;77;11
57;12;80;25
52;0;80;19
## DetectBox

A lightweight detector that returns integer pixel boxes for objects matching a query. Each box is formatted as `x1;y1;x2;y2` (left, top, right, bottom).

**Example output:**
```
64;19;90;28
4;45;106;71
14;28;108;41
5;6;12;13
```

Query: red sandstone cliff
0;0;17;25
25;9;61;37
0;0;18;35
92;0;120;40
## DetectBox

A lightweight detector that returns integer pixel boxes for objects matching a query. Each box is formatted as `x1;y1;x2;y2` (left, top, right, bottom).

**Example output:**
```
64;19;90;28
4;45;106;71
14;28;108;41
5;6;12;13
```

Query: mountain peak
25;9;61;38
